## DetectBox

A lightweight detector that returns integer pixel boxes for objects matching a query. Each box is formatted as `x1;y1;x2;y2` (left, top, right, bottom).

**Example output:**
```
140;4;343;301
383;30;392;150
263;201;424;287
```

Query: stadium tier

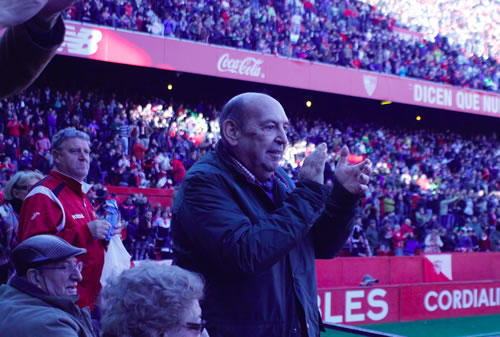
55;20;500;117
62;0;499;93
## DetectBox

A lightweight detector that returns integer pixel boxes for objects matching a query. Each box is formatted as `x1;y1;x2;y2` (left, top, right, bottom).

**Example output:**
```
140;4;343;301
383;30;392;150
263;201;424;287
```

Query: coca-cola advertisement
216;53;264;78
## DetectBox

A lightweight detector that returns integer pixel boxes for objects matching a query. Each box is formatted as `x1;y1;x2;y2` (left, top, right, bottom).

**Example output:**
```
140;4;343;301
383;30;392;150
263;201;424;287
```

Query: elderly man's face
36;257;82;296
53;138;90;181
233;96;288;181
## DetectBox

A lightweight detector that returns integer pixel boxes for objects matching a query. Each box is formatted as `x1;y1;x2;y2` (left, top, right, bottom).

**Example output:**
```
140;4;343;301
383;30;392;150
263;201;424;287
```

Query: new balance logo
57;24;103;56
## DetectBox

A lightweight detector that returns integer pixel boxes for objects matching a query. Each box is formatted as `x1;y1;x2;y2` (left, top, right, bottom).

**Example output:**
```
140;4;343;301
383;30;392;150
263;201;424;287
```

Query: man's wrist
26;12;59;32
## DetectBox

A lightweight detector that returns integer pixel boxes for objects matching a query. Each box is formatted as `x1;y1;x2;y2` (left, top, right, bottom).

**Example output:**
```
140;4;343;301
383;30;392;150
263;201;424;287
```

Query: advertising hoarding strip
318;281;500;326
59;21;500;119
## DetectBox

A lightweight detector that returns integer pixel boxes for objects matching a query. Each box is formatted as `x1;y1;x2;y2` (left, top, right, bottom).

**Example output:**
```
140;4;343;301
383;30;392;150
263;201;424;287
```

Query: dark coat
0;276;96;337
173;142;359;337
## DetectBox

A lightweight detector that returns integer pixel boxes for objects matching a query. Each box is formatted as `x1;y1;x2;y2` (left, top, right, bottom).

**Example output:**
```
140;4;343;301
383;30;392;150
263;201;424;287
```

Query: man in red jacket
18;127;118;310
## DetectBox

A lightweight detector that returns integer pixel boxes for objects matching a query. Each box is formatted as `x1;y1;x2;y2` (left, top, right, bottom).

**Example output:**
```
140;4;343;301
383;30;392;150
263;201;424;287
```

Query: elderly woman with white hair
0;170;43;284
100;262;209;337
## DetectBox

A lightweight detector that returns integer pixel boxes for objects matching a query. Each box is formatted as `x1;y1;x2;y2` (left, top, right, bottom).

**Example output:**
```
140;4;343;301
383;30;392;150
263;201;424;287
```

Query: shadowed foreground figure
0;0;79;99
173;92;372;337
100;261;209;337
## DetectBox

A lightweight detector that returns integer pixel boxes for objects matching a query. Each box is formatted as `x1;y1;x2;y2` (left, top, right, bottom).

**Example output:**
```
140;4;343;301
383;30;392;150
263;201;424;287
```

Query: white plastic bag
100;234;131;287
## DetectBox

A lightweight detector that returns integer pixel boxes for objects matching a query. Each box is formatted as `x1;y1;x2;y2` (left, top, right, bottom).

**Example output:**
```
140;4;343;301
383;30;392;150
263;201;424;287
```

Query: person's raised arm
312;145;372;258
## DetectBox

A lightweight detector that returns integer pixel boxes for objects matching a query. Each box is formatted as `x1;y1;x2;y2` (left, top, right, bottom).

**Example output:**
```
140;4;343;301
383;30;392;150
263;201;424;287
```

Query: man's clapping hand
334;145;372;195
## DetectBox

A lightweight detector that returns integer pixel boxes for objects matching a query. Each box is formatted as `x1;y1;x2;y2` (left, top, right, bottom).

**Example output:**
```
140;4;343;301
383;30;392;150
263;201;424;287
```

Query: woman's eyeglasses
13;175;32;191
184;319;206;333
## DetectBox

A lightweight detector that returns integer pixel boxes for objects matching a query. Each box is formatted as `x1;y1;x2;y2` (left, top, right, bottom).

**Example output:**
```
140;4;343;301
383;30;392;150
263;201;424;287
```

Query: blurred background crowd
0;82;498;260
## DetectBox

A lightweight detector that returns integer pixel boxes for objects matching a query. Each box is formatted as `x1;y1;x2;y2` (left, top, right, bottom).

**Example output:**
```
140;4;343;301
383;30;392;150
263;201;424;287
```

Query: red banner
106;185;173;208
316;253;500;289
53;21;500;119
399;282;500;321
319;281;500;325
318;287;400;325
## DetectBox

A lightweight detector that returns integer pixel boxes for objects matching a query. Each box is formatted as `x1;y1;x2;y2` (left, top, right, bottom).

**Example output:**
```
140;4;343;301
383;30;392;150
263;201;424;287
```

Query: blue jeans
394;247;404;256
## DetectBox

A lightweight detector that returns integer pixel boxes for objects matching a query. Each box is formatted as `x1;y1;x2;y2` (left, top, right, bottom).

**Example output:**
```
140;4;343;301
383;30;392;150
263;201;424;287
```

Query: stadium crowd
0;85;498;264
364;0;499;62
63;0;500;92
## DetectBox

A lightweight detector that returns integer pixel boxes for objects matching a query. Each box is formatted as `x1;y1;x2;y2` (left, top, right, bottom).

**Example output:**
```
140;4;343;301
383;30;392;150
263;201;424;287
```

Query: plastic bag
100;234;131;287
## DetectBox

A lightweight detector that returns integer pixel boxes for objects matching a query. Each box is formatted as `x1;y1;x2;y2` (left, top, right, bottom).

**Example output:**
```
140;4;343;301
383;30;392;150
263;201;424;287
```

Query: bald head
219;92;289;181
219;93;283;140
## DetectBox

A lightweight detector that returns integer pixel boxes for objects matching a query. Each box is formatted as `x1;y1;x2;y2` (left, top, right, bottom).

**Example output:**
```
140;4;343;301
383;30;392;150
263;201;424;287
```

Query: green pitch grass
321;314;500;337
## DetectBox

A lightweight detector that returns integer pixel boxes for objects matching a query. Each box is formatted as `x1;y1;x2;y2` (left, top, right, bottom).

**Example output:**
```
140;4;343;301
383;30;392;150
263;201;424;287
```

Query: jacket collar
215;141;291;191
50;170;93;194
9;276;80;313
215;141;268;185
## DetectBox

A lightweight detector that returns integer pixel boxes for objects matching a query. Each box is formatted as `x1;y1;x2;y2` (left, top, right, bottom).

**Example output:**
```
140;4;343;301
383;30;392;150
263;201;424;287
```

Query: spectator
100;262;209;337
35;151;51;175
424;228;444;253
35;131;51;155
0;235;96;337
18;150;33;171
173;92;371;337
392;224;405;256
401;218;414;238
455;228;473;252
18;127;121;310
119;196;138;224
365;218;379;255
351;217;371;256
135;210;153;260
490;225;500;252
168;153;186;185
403;231;421;256
468;228;479;251
87;153;103;184
0;170;44;283
378;220;393;255
478;231;491;252
440;227;456;252
131;137;147;164
440;193;458;229
124;215;139;254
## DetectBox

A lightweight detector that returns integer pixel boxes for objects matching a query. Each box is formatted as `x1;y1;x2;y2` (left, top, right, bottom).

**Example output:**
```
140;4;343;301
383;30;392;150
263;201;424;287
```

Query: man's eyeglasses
184;319;206;333
41;261;83;275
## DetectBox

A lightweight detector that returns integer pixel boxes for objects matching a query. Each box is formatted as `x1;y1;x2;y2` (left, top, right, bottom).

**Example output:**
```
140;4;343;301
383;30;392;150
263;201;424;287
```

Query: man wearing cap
18;127;119;309
0;234;96;337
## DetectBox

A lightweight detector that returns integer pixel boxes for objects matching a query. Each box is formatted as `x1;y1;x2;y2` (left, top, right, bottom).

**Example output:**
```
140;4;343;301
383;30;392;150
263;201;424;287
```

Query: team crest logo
363;75;378;97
